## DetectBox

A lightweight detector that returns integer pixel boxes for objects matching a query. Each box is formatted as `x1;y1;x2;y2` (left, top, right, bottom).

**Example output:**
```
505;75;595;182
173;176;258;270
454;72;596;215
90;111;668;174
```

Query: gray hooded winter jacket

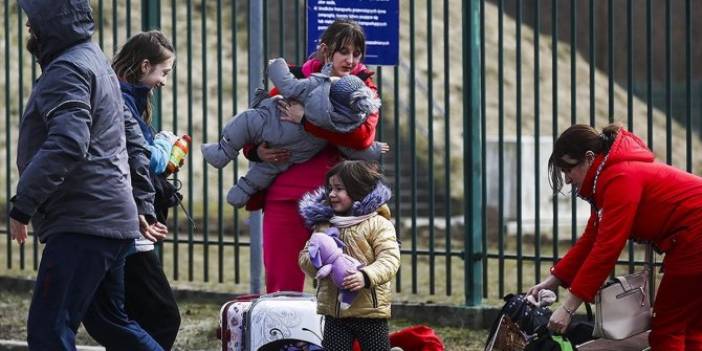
201;59;384;208
10;0;144;242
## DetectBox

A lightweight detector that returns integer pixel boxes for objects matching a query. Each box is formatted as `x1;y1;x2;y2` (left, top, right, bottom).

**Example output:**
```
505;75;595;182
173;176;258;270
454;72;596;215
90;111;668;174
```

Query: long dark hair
325;160;382;202
315;19;366;62
112;30;174;124
548;123;621;192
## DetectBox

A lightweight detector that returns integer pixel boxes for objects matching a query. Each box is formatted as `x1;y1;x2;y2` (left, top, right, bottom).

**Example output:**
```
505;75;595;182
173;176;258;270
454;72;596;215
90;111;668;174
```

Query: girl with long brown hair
112;30;181;350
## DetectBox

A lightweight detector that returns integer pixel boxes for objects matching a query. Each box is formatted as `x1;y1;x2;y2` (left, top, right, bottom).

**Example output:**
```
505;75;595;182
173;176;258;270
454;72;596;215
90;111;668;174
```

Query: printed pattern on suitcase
218;294;258;351
245;292;324;350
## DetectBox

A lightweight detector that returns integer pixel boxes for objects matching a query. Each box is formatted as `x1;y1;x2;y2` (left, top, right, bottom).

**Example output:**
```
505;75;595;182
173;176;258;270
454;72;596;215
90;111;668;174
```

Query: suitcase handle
264;291;313;298
232;293;259;302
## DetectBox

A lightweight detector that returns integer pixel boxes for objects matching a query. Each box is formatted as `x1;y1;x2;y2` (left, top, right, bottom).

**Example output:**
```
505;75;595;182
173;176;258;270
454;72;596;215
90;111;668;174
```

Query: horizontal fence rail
1;0;700;306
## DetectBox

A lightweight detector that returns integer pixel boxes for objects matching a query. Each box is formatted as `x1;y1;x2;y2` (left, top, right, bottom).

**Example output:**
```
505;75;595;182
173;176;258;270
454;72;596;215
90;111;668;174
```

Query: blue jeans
26;233;163;351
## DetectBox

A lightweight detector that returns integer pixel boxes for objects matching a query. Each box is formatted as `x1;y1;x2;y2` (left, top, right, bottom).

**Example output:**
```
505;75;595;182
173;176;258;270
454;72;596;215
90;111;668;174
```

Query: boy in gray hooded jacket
201;58;386;208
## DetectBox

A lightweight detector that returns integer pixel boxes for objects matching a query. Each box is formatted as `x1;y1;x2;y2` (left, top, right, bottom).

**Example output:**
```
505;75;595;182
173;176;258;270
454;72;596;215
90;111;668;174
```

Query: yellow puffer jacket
298;196;400;319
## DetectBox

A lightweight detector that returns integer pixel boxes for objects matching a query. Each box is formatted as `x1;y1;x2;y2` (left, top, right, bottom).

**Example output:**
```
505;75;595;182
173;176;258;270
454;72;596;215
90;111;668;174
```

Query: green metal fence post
141;0;161;30
141;0;162;130
463;0;483;307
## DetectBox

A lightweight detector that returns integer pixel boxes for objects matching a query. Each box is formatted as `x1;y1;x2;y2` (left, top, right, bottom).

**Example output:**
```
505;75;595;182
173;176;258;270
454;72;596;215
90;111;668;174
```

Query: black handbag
485;294;552;350
152;174;182;224
525;327;576;351
565;302;595;346
500;294;552;335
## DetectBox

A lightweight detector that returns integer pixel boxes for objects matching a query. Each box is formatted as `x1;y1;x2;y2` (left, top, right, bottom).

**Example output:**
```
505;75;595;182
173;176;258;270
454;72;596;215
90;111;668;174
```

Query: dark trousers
27;233;162;351
322;316;390;351
123;250;181;350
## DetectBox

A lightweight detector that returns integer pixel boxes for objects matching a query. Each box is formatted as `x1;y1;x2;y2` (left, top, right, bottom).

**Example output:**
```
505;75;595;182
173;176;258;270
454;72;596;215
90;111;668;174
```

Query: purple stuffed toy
307;227;363;309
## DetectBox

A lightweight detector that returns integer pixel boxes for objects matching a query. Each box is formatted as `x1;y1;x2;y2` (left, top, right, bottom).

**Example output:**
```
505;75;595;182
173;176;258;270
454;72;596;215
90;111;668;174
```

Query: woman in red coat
243;19;381;293
528;124;702;350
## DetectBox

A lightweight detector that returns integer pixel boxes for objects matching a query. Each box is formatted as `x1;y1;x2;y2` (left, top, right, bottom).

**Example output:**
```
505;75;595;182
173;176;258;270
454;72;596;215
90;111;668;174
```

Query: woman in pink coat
243;19;381;293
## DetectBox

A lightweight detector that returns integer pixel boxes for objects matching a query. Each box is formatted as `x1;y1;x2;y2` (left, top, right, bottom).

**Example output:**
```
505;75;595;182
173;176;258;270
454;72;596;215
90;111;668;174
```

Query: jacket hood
299;182;392;228
604;129;654;165
120;81;151;115
119;81;154;142
578;129;654;200
302;76;369;134
19;0;95;67
300;57;375;133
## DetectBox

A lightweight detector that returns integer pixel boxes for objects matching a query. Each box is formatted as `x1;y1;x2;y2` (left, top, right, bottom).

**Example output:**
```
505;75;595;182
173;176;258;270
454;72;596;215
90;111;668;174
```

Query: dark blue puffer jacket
10;0;143;241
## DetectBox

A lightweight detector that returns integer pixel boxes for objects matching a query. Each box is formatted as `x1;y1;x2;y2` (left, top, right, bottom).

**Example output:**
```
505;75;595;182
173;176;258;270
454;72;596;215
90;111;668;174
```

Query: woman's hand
278;99;305;124
547;294;583;334
257;143;291;164
527;274;562;298
548;305;574;334
378;142;390;154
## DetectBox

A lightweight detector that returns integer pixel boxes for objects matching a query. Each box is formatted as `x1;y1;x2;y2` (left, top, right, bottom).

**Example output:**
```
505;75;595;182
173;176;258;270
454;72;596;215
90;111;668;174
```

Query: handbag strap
645;243;653;264
645;243;656;301
583;301;593;321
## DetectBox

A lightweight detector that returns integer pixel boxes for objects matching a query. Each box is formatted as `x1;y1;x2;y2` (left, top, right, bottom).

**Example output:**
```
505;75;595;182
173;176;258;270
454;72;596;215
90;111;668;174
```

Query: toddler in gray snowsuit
201;58;384;208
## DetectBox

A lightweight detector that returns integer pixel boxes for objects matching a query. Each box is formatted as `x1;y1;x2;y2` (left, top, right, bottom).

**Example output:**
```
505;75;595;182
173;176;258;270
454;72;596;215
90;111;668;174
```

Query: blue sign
307;0;399;66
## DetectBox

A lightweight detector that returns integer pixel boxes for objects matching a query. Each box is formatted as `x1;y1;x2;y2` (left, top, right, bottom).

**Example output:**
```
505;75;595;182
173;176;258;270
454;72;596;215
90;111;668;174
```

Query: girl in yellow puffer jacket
298;160;400;351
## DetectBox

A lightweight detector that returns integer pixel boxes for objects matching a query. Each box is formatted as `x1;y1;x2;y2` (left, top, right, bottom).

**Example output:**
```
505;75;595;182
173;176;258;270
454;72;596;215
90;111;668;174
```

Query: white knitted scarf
329;212;377;228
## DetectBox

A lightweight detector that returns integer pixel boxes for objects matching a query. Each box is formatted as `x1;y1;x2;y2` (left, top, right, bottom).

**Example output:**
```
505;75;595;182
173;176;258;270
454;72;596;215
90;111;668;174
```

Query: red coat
243;58;379;210
551;129;702;302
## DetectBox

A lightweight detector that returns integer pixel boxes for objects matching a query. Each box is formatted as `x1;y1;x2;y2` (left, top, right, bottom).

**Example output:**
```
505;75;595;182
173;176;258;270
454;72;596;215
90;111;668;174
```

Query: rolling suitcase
218;292;323;351
245;292;324;351
218;294;258;351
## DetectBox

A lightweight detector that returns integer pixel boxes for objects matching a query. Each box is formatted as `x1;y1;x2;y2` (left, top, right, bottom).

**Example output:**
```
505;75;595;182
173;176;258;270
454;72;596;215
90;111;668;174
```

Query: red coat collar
577;153;606;201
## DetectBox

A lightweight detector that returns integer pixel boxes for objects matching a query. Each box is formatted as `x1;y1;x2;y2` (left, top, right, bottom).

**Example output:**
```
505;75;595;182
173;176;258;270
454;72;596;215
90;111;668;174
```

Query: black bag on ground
525;327;577;351
564;303;596;346
499;294;552;334
484;293;552;350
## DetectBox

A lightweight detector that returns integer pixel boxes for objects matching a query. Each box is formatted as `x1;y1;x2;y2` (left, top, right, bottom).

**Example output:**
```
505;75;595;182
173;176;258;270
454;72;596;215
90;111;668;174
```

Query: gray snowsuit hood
267;58;381;133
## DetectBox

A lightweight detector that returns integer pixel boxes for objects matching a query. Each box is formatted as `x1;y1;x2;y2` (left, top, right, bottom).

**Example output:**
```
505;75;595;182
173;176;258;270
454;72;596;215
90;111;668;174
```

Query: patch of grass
0;288;100;347
0;288;488;350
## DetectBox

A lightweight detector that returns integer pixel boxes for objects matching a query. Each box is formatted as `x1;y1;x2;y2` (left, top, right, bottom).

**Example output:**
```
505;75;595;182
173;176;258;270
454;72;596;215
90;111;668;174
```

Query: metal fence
1;0;701;307
480;0;702;302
